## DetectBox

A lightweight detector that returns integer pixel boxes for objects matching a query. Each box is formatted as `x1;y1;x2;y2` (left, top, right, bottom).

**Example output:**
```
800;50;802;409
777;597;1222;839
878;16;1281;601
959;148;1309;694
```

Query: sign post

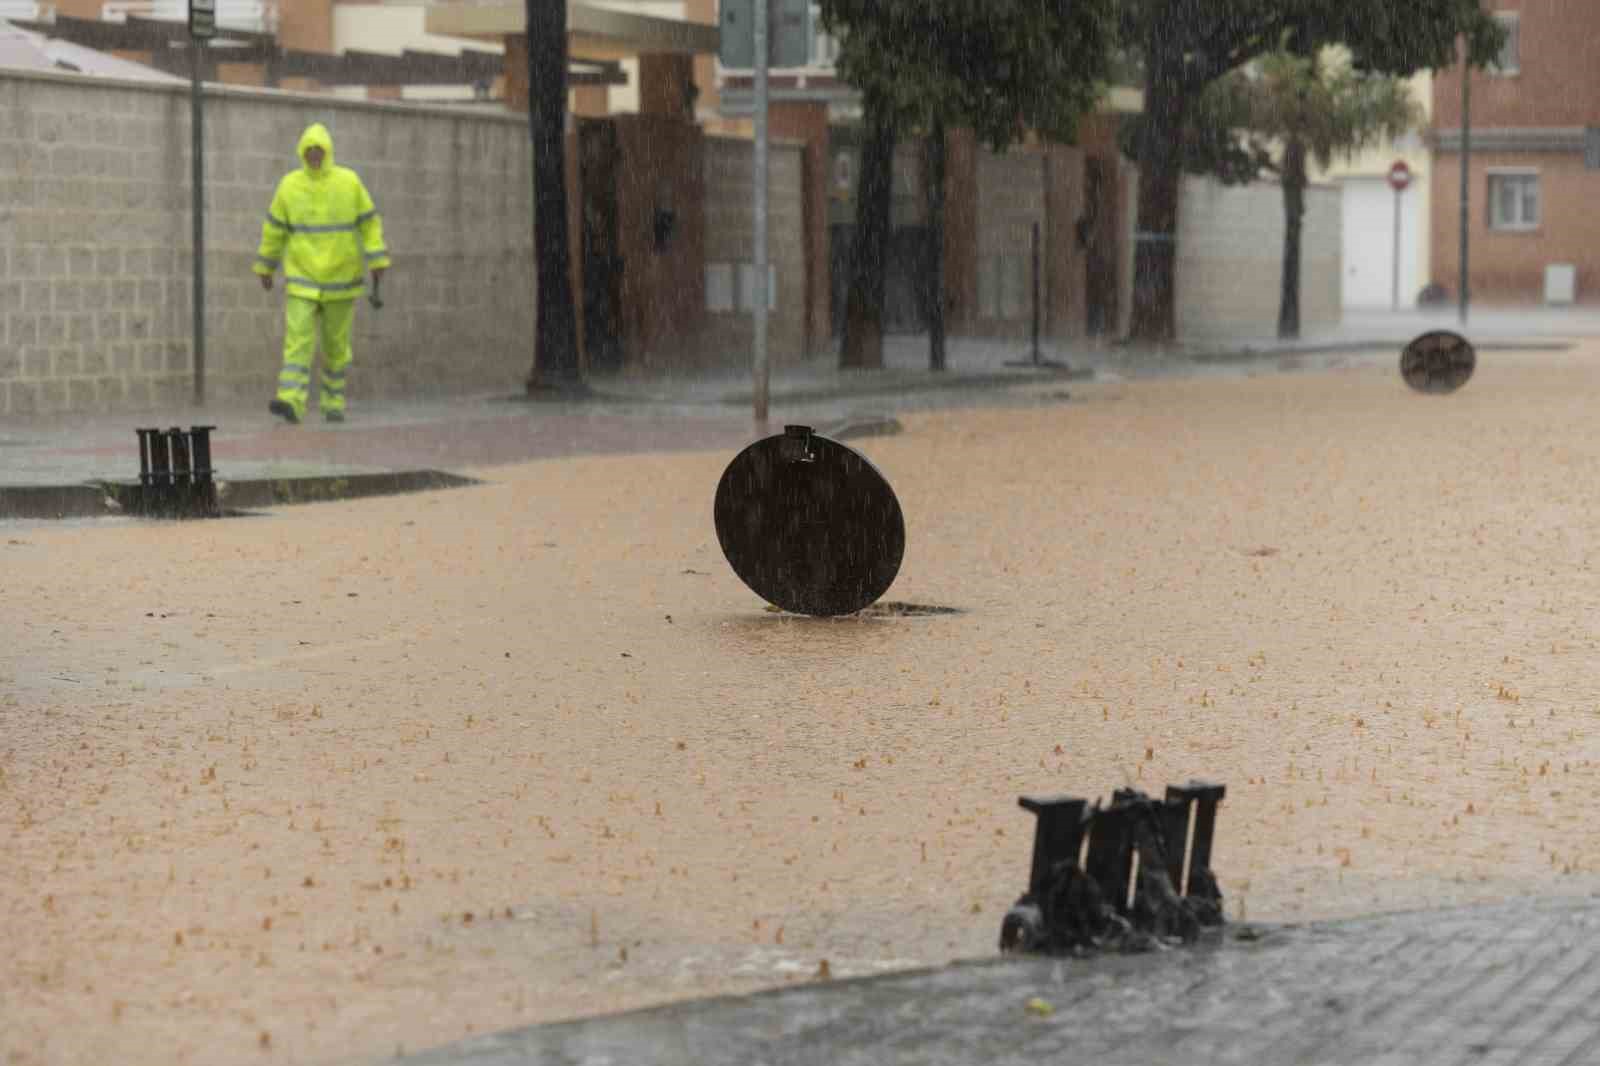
1459;41;1471;327
752;0;769;427
1387;160;1412;311
189;0;214;405
718;0;810;427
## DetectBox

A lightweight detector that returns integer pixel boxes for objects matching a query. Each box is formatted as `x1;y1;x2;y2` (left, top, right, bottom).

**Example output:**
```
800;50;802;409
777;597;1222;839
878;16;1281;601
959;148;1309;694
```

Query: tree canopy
1120;0;1505;342
819;0;1118;150
1117;0;1505;94
1240;49;1422;174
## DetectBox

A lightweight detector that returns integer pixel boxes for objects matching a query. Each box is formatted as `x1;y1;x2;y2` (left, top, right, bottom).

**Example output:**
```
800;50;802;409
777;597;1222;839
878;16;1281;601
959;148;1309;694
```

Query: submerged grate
857;602;963;617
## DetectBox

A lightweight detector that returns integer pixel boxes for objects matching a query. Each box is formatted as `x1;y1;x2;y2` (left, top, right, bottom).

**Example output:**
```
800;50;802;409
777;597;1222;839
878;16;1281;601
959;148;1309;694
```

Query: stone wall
699;133;807;369
0;68;536;415
1176;177;1342;343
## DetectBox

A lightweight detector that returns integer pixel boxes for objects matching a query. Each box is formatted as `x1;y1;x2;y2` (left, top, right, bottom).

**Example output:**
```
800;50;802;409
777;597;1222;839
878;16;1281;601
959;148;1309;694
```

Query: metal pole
1391;185;1402;311
752;0;770;427
1030;220;1041;364
1458;41;1471;328
190;38;206;405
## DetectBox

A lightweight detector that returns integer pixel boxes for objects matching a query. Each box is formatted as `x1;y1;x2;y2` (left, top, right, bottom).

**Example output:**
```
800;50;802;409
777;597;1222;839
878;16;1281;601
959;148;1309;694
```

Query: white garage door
1341;176;1422;309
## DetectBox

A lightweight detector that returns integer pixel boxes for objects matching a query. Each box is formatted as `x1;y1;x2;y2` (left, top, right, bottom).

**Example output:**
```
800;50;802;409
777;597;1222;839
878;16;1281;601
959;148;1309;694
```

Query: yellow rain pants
274;296;355;420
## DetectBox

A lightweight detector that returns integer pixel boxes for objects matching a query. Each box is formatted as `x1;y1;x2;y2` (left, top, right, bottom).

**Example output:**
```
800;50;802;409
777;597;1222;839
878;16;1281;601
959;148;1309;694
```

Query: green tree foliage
818;0;1117;368
823;0;1117;148
1118;0;1505;343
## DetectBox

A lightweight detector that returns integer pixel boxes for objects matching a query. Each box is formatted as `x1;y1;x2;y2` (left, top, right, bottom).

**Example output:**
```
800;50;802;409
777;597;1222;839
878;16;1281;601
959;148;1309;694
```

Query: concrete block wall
0;68;535;416
700;133;807;369
1176;177;1341;343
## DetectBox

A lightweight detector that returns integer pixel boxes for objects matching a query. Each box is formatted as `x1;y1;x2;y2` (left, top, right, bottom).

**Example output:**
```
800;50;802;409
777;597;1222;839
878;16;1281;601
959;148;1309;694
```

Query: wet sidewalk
403;894;1600;1066
1;335;1094;518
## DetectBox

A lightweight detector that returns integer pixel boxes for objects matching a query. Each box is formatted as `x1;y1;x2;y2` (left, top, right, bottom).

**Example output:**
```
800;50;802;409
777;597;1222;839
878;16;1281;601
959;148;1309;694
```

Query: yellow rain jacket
253;123;390;302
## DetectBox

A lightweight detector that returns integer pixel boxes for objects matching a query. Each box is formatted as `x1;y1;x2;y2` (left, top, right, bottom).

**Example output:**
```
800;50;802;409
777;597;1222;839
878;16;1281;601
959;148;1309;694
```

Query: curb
0;484;109;520
1187;337;1574;365
718;367;1088;407
207;470;479;510
0;470;479;521
817;415;904;442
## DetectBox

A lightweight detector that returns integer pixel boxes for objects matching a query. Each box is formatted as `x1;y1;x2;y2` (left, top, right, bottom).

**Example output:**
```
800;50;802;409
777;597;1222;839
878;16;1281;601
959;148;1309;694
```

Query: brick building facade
1431;0;1600;305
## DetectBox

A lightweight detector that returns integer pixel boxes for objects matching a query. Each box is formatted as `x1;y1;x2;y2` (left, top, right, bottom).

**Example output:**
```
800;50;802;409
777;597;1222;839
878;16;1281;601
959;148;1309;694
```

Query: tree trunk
1127;48;1188;345
526;0;583;392
1277;136;1307;340
841;95;895;369
924;117;947;372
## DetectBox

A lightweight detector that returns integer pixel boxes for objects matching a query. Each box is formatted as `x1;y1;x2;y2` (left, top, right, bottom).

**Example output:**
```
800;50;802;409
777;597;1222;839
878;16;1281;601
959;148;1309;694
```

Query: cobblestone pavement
404;895;1600;1066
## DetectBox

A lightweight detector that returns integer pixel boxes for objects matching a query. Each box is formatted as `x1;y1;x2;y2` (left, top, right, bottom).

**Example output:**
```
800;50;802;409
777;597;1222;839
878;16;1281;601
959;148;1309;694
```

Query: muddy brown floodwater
8;346;1600;1064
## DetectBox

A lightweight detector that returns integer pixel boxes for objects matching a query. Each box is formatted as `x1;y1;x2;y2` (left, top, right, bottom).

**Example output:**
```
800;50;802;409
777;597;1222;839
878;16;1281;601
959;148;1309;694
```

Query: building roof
8;12;625;86
0;17;182;82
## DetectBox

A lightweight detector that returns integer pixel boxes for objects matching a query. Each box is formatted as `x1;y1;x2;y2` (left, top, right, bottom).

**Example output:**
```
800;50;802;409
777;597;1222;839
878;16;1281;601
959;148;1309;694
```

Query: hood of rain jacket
297;122;335;177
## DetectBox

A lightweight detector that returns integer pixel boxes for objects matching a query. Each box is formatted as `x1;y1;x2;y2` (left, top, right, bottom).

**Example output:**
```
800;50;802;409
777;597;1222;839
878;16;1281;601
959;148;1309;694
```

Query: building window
1492;12;1520;75
809;4;840;67
1488;171;1539;230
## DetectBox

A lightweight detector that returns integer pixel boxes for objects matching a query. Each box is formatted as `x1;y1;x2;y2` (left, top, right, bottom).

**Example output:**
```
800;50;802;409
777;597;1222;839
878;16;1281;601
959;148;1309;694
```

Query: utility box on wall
1545;263;1577;305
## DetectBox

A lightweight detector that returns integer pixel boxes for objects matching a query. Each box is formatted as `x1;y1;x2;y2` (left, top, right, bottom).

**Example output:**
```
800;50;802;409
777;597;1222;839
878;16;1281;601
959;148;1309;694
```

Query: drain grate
857;602;963;617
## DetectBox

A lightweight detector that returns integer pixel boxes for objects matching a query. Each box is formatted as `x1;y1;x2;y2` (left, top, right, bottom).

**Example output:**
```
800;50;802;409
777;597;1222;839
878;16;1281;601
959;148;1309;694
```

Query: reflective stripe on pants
275;296;356;419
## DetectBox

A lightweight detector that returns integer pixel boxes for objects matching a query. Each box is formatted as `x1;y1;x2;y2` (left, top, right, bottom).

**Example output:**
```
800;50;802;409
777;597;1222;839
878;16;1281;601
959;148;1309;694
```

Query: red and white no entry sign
1388;160;1413;192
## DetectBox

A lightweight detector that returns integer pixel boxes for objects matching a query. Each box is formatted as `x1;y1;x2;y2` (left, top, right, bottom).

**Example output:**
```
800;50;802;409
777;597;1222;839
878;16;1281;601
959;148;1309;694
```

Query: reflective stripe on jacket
253;123;391;303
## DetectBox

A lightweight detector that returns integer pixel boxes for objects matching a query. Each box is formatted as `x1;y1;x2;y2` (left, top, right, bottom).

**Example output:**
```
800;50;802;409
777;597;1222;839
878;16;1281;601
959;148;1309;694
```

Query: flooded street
8;345;1600;1064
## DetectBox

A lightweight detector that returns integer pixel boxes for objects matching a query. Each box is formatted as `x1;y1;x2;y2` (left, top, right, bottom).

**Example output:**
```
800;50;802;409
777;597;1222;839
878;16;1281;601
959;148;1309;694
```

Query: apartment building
4;1;515;97
1431;0;1599;305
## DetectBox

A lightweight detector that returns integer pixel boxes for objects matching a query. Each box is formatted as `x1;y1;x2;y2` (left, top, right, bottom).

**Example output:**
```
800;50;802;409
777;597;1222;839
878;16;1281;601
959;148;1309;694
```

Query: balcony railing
100;0;277;34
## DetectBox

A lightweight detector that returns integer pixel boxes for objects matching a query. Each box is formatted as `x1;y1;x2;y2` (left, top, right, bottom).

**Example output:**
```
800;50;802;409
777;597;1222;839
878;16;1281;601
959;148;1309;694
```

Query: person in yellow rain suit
253;122;390;424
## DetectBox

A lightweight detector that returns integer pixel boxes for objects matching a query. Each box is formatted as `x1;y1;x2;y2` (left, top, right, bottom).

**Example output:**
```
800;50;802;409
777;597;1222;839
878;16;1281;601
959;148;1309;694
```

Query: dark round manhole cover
1400;330;1476;393
714;424;905;617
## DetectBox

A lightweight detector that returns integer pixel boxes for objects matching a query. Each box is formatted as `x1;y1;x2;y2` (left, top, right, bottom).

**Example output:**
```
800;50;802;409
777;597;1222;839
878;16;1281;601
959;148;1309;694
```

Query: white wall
1176;176;1342;343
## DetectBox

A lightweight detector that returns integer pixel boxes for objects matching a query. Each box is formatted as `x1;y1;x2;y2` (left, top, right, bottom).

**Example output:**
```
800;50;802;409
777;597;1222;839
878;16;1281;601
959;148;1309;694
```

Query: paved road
10;313;1600;1066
